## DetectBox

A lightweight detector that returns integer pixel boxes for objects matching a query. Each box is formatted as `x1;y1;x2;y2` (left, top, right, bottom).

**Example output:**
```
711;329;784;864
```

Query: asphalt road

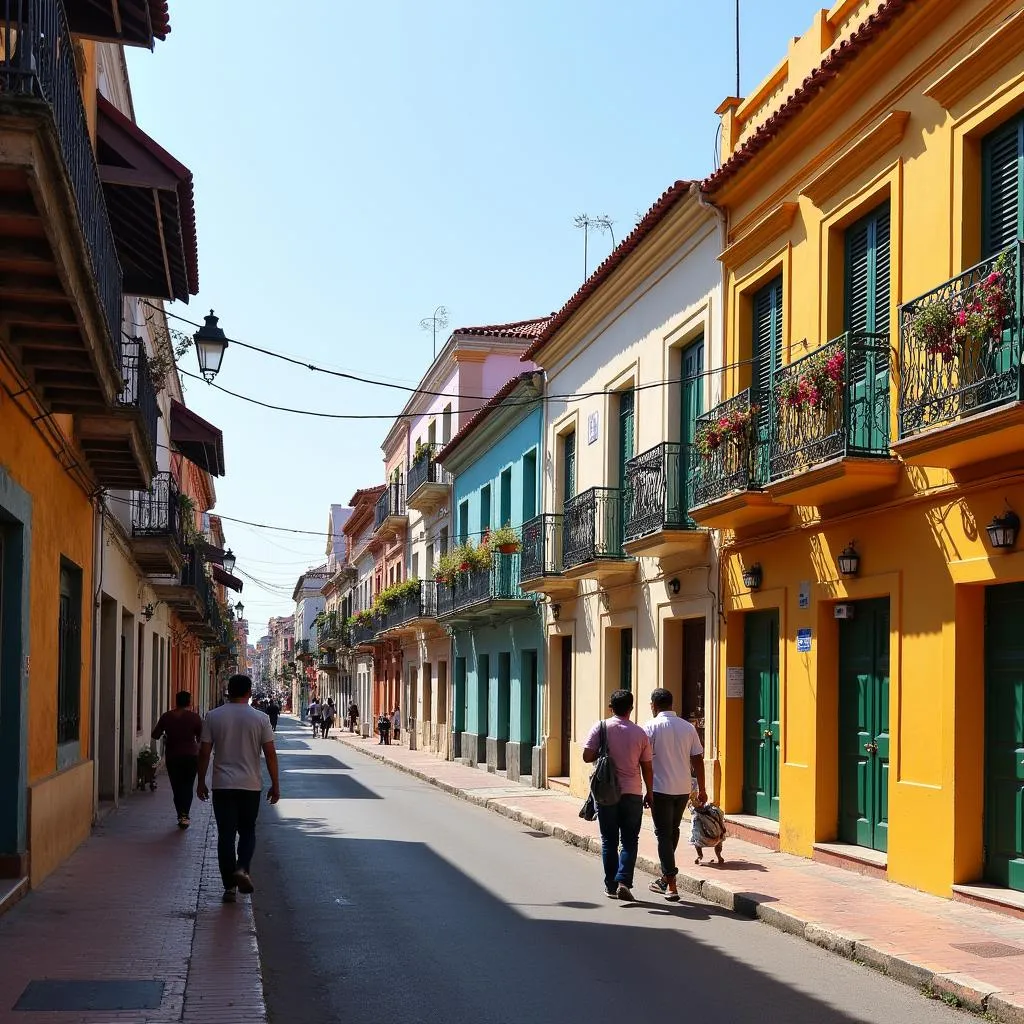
252;718;966;1024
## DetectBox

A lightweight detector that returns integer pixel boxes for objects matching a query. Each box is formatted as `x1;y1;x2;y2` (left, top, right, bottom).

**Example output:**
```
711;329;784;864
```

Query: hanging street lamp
194;310;229;382
222;548;236;574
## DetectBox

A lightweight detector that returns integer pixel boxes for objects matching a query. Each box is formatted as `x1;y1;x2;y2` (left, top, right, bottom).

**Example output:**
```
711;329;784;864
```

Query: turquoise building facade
438;374;546;784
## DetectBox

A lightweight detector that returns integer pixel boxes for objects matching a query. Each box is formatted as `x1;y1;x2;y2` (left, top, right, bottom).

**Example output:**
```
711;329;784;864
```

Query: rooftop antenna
573;214;616;281
419;305;449;359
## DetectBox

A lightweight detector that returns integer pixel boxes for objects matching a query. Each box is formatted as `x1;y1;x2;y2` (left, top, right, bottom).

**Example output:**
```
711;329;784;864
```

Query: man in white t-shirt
642;687;705;900
197;674;280;903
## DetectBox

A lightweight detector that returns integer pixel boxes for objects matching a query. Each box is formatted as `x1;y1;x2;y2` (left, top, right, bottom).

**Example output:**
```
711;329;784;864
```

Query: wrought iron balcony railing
769;331;891;480
624;442;693;541
350;619;379;646
1;0;122;359
437;553;529;617
181;545;211;612
131;471;182;544
374;482;406;532
295;639;313;658
898;240;1022;439
688;389;764;509
319;649;338;669
520;514;564;582
377;580;437;632
407;445;450;498
562;487;626;570
117;336;158;457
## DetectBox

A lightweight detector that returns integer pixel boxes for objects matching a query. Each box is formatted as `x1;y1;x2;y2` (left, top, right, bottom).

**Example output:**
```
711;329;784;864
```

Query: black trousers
211;789;261;888
165;755;198;817
650;792;689;879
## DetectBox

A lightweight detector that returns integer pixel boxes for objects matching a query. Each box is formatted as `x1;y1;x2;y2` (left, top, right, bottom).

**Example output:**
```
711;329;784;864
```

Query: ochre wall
28;761;94;886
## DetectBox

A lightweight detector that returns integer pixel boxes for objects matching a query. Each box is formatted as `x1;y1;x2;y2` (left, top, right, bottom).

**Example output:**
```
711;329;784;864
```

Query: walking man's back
197;674;280;903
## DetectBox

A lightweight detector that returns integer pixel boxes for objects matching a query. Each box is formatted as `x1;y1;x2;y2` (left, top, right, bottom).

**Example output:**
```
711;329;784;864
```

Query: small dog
690;801;727;865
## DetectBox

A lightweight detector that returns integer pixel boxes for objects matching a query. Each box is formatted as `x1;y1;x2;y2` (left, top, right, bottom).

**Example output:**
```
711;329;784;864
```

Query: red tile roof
347;485;386;508
436;371;541;464
521;180;695;362
701;0;911;194
149;1;171;40
455;317;551;340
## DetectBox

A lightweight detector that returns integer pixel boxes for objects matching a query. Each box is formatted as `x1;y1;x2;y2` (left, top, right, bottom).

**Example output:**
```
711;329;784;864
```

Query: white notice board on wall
726;666;744;698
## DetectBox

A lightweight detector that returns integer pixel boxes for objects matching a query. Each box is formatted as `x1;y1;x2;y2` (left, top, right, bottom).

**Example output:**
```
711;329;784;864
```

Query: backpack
589;721;621;807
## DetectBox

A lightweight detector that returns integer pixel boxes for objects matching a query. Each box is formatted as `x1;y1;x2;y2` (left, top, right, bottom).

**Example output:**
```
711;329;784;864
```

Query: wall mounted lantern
741;563;762;591
987;510;1020;551
550;602;561;621
669;577;681;595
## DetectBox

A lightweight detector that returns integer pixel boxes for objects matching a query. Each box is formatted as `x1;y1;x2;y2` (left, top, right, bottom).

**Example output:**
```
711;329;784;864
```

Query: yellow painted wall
707;0;1024;897
28;761;94;887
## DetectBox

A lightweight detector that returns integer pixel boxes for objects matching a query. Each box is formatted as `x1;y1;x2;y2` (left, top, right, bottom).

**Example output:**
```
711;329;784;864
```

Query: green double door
743;609;780;821
839;598;890;853
984;584;1024;892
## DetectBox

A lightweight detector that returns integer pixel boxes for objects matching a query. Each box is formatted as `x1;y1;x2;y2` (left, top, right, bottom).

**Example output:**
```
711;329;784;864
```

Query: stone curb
336;736;1024;1024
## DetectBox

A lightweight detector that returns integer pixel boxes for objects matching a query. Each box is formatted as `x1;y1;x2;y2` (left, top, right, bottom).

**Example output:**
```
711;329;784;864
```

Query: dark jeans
211;789;261;889
596;794;644;891
650;792;689;879
379;728;390;745
165;755;198;817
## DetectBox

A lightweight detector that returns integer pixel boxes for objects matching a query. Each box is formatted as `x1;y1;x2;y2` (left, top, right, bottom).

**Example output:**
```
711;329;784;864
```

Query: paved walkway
0;782;266;1024
336;728;1024;1023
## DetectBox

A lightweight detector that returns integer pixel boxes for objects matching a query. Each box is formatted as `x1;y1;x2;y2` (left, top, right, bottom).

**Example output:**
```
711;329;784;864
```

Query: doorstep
547;776;571;793
726;813;781;852
0;877;28;919
953;883;1024;922
813;841;887;879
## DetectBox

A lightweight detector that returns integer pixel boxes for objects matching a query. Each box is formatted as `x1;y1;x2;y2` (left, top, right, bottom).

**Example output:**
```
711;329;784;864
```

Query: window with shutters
57;559;83;762
560;429;576;507
479;484;491;535
752;277;783;480
982;115;1023;259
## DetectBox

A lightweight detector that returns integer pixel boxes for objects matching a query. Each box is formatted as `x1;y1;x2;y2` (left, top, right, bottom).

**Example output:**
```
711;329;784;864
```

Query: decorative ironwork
898;240;1022;439
408;445;450;498
320;649;338;669
520;514;563;582
0;0;122;359
769;331;891;480
624;442;692;541
437;553;531;618
181;545;212;614
562;487;626;570
131;472;182;545
378;580;437;632
688;389;763;509
374;482;406;532
117;337;158;457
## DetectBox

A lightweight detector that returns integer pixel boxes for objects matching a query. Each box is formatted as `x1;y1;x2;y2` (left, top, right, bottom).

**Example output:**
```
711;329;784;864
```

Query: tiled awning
212;565;243;592
63;0;170;48
96;95;198;302
170;399;224;477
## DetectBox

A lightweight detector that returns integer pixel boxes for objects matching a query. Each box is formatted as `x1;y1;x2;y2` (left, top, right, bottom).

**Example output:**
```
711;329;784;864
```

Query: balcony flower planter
778;348;845;409
696;405;759;460
489;524;521;554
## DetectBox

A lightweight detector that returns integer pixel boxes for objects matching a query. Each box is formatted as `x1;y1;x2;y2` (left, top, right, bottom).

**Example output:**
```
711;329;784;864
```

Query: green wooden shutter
562;430;576;506
983;117;1024;259
618;389;634;480
752;278;782;482
681;337;705;521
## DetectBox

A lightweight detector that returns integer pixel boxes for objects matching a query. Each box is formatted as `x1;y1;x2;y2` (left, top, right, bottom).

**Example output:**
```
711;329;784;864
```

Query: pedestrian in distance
583;689;654;901
308;698;321;736
348;701;358;733
642;687;707;900
377;711;391;745
267;698;280;732
151;690;203;829
321;699;336;739
196;674;280;904
391;706;401;743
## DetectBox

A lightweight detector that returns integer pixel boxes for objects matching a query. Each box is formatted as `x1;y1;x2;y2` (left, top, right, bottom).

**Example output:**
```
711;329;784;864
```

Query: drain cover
14;980;164;1011
523;830;550;838
951;942;1024;959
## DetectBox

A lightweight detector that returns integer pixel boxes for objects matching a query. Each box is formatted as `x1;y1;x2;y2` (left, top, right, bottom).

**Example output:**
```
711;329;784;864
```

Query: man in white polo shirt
642;687;706;900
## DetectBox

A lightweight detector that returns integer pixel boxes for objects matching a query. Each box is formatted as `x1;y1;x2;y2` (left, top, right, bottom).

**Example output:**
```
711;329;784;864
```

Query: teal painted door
984;584;1024;892
839;598;890;852
743;609;780;820
753;278;783;485
680;337;705;522
845;204;891;454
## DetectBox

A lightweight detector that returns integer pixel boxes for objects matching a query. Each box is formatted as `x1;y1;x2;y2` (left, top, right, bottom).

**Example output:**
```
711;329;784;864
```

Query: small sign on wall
796;628;812;653
798;581;810;610
587;411;599;445
726;666;744;698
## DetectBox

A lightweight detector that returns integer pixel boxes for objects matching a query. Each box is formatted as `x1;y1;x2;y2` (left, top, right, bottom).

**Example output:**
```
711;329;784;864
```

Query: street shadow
702;860;769;872
275;754;353;771
276;771;380;801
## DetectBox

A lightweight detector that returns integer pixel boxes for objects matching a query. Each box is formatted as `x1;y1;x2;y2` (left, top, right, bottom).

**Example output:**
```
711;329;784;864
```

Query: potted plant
136;747;160;791
695;405;759;460
468;540;492;571
490;524;520;554
433;551;460;585
777;347;845;410
413;439;431;465
454;542;474;573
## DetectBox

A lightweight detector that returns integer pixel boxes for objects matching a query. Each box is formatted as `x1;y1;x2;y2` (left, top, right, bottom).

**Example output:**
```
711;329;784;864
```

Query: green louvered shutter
845;204;891;453
983;118;1023;259
562;430;576;507
753;277;782;484
616;390;634;549
681;337;705;523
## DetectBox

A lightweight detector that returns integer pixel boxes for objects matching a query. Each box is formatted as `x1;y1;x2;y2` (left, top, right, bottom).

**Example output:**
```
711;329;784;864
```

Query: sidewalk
337;730;1024;1022
0;782;266;1024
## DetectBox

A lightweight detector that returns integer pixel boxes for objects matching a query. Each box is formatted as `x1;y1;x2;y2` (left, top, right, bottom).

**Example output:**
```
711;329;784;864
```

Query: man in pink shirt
583;689;654;900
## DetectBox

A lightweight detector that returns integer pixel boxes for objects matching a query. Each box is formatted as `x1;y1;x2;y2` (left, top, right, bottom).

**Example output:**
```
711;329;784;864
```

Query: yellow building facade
700;0;1024;901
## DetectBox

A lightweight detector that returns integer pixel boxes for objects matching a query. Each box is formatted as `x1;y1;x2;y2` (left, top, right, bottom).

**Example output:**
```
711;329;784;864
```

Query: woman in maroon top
152;691;204;828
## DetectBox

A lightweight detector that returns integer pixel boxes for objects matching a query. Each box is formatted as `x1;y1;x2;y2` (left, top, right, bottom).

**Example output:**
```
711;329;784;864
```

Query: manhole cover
523;830;550;838
15;980;164;1011
950;942;1024;959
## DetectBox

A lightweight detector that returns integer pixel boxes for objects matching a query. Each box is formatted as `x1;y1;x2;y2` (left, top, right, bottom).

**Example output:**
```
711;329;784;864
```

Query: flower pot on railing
777;348;845;411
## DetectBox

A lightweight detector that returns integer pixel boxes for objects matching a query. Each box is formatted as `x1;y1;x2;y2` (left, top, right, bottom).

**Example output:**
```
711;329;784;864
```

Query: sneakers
615;882;634;901
222;889;237;903
232;869;255;895
649;878;668;895
177;815;190;830
604;888;619;899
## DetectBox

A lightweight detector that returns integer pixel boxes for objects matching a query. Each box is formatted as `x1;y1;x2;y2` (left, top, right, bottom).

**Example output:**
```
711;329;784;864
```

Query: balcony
295;639;314;661
373;483;407;539
561;487;635;586
319;649;339;672
518;514;577;598
350;618;381;649
129;472;184;576
0;0;124;421
152;545;209;624
406;446;451;513
318;613;348;650
63;0;171;48
688;390;788;531
437;553;536;624
766;332;899;508
897;241;1024;471
78;336;159;488
623;443;708;560
376;580;437;637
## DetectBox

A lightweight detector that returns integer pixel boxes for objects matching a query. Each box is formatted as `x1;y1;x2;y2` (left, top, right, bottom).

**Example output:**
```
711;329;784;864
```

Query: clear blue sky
127;0;815;629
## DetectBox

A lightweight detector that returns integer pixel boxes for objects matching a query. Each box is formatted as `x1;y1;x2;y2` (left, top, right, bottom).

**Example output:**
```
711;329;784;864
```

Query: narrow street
254;720;966;1024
